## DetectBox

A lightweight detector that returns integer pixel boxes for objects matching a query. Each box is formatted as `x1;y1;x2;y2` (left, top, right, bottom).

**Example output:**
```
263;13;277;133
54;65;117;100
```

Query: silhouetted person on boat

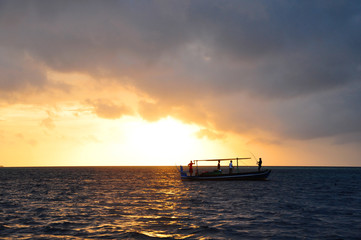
229;160;233;174
188;161;194;176
217;160;221;172
258;158;262;172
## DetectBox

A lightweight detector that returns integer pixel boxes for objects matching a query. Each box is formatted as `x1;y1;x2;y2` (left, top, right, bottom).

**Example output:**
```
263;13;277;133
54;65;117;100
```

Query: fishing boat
179;158;271;181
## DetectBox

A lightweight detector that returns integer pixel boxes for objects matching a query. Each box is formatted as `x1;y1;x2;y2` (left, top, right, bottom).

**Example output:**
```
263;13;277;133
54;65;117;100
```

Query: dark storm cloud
189;1;361;97
0;0;360;142
274;83;361;139
0;48;46;91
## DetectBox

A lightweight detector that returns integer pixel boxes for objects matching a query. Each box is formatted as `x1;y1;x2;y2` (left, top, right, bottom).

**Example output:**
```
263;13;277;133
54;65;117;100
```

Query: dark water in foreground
1;167;361;239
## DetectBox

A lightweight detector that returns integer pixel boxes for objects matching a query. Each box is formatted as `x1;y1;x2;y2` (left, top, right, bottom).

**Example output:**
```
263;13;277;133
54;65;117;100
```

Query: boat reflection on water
179;158;271;181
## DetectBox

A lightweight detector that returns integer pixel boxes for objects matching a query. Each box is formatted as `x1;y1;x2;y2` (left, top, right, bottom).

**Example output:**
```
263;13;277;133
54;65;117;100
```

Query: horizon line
1;165;360;168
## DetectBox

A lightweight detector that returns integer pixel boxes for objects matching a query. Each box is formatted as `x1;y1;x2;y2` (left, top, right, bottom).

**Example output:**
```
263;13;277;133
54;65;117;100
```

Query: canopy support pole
196;160;199;176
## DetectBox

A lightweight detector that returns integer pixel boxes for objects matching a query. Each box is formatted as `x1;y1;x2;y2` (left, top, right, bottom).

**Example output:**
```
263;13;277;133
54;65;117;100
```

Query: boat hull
181;169;271;181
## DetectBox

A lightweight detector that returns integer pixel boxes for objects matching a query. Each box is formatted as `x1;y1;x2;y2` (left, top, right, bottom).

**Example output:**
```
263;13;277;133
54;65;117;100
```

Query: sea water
1;166;360;239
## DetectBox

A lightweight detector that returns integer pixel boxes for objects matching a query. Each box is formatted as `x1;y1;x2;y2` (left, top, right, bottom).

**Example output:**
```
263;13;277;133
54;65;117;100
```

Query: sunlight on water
140;231;174;238
1;167;361;239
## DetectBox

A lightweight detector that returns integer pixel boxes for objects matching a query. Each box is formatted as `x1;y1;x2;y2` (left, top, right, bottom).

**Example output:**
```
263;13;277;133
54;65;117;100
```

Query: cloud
138;101;166;122
16;133;24;139
0;0;360;144
274;83;361;140
0;48;46;91
195;128;225;140
86;99;133;119
16;133;37;146
84;135;101;143
40;110;56;130
41;117;55;130
27;139;38;147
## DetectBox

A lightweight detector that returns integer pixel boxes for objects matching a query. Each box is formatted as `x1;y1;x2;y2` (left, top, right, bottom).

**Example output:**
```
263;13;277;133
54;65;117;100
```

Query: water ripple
1;166;361;239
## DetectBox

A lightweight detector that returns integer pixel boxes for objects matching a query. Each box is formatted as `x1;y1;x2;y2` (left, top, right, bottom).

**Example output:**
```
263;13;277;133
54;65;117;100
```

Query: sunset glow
1;1;360;167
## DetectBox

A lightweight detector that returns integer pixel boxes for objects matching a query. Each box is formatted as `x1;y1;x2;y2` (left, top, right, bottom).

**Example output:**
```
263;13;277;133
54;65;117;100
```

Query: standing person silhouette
217;160;221;172
258;158;262;172
188;161;194;176
229;160;233;174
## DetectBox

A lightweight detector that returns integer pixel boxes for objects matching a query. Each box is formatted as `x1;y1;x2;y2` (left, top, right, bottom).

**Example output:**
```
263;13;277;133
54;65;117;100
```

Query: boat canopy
192;157;251;162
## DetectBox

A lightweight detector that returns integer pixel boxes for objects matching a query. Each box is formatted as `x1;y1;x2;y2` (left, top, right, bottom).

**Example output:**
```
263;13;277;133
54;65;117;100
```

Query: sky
0;0;360;167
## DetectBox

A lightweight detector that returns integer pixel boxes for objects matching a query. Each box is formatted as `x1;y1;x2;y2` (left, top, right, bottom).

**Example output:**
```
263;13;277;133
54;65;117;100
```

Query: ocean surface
1;166;361;239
